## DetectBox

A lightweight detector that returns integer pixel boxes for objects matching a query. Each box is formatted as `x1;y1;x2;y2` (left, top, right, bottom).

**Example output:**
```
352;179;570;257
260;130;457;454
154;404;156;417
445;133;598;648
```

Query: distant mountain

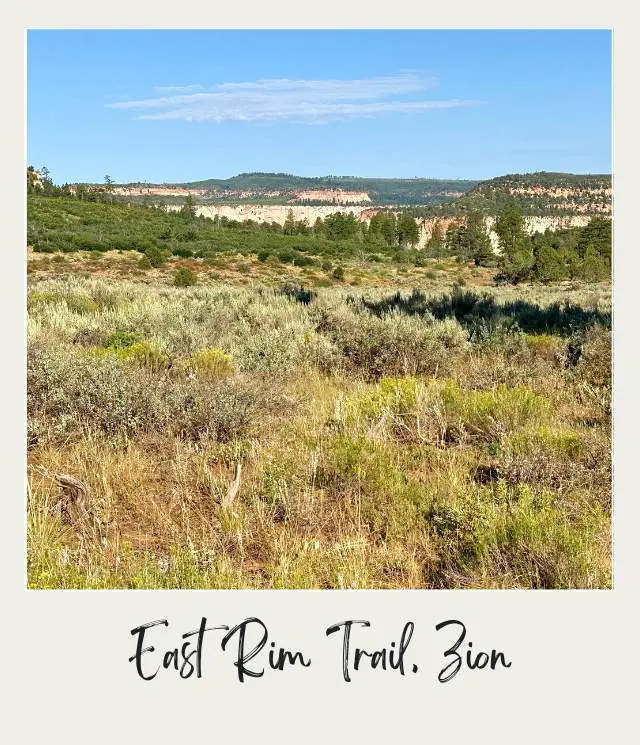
115;172;479;207
103;171;612;217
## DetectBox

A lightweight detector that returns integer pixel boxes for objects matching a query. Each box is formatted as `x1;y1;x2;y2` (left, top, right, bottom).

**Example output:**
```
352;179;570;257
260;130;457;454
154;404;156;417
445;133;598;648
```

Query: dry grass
27;265;611;589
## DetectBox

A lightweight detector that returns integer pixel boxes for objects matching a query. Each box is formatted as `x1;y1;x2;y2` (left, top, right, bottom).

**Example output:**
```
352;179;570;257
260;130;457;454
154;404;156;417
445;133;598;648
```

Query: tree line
425;205;611;282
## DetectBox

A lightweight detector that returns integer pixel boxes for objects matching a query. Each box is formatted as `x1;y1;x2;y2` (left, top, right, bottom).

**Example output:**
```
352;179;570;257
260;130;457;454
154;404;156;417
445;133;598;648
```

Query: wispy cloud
108;73;481;124
152;84;206;94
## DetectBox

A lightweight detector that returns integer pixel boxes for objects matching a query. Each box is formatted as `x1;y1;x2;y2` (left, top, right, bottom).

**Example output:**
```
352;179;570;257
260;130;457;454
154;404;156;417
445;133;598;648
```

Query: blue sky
27;30;611;184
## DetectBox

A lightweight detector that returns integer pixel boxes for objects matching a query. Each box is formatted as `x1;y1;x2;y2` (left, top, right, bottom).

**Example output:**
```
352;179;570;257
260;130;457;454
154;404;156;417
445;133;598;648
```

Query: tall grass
27;277;612;589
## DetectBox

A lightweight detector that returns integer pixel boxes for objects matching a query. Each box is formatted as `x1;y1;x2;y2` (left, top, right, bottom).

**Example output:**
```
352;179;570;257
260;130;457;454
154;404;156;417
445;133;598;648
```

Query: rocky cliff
417;215;593;249
172;203;595;250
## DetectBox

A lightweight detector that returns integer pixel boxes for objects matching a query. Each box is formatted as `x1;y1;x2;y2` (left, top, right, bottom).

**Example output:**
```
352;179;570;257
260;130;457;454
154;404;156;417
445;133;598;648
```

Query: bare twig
222;462;242;510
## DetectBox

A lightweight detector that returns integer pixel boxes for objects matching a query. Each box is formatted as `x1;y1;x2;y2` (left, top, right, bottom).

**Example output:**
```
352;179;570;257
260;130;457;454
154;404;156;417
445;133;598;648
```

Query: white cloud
108;73;480;124
152;84;206;94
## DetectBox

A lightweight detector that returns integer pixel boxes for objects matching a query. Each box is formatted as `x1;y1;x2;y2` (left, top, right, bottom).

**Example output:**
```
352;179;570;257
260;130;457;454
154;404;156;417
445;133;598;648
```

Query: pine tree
533;243;566;282
283;209;297;235
396;214;420;248
180;193;197;220
445;223;462;255
576;217;612;266
467;211;494;266
495;205;534;283
368;212;396;246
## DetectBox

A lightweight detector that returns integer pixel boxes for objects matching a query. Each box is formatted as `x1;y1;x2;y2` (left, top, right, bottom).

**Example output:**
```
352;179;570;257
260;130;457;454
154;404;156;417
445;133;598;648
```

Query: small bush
144;245;168;268
113;342;169;371
426;482;610;588
314;303;468;380
173;267;197;287
64;293;98;314
524;333;561;360
332;266;345;281
576;325;611;389
437;380;550;443
105;330;139;350
27;341;266;442
181;348;234;378
344;376;422;426
280;283;316;305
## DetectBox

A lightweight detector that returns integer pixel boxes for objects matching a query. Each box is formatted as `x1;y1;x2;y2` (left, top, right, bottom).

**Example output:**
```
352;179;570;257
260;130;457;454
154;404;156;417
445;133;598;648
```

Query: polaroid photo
4;7;636;743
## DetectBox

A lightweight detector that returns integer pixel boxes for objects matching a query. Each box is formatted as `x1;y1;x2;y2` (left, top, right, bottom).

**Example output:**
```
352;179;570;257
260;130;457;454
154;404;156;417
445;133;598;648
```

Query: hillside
85;171;613;217
411;172;612;218
109;172;479;207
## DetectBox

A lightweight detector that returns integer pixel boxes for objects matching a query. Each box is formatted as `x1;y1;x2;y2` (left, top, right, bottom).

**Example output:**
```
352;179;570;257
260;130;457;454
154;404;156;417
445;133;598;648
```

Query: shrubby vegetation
27;275;611;589
27;193;425;263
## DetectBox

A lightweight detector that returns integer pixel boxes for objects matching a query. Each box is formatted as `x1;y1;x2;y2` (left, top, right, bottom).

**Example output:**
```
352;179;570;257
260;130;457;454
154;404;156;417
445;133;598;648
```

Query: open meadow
27;249;611;589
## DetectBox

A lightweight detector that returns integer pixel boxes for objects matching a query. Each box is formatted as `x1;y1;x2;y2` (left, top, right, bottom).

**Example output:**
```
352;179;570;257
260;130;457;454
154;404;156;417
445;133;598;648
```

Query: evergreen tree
578;246;608;281
283;209;297;235
323;211;360;241
576;217;612;265
368;212;396;246
445;223;461;255
397;213;420;248
533;243;566;282
495;205;534;283
467;211;494;266
180;193;197;220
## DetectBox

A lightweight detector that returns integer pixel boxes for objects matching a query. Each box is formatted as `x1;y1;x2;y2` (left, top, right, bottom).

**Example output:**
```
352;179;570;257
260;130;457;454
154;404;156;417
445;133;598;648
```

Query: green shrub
113;342;169;371
524;333;561;360
332;266;345;281
344;376;422;425
314;303;467;380
576;324;611;389
181;348;234;378
173;267;197;287
63;293;98;314
437;380;550;443
27;291;62;311
426;482;609;588
144;245;168;267
105;330;139;350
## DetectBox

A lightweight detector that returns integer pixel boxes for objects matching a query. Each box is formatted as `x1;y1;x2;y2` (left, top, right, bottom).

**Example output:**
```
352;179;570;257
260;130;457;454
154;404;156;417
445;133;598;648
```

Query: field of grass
27;245;498;290
27;252;611;589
